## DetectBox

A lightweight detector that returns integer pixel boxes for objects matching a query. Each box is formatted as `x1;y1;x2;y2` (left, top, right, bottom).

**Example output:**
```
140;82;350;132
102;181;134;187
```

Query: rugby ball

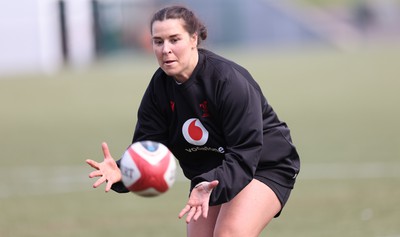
120;141;176;197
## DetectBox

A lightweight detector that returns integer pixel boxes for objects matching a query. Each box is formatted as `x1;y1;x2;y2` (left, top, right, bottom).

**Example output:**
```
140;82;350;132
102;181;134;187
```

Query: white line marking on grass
0;165;187;199
0;162;399;198
299;162;400;180
0;166;93;198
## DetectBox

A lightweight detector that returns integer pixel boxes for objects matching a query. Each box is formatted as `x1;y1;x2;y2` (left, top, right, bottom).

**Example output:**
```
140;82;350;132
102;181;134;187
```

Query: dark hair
150;6;207;45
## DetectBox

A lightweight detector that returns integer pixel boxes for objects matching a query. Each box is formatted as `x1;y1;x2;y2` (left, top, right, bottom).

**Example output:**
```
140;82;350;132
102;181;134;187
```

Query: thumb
206;180;219;192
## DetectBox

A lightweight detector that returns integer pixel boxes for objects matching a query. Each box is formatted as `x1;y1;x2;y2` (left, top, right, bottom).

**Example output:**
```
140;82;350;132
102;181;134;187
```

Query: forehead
151;19;187;37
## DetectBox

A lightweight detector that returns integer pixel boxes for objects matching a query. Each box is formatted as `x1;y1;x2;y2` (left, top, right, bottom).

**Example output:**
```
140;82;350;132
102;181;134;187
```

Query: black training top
112;49;300;205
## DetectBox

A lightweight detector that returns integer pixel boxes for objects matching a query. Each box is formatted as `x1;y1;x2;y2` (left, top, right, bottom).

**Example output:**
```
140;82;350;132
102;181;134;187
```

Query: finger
89;170;103;178
202;203;209;219
186;207;197;224
102;142;111;159
178;205;191;219
86;159;99;170
105;180;113;192
193;206;202;221
93;176;107;188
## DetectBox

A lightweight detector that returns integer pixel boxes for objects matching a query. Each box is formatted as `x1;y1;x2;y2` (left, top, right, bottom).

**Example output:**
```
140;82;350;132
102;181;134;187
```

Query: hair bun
198;24;207;41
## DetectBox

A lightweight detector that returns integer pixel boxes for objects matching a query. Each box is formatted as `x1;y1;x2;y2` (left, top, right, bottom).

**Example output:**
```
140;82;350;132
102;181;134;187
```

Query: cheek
152;45;158;53
174;44;188;57
153;47;162;59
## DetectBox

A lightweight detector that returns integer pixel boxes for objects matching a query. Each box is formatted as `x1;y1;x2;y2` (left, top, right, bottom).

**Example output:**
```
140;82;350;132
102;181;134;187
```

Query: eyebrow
152;34;181;40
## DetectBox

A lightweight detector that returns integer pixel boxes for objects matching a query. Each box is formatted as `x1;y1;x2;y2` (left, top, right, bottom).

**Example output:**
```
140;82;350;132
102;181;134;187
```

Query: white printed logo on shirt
182;118;209;146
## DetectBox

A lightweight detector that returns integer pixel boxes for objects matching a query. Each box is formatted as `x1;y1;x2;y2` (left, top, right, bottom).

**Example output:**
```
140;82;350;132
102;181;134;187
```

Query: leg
187;205;221;237
214;179;281;237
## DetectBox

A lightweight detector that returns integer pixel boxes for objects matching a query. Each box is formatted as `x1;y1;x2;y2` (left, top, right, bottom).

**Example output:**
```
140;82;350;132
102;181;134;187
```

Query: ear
190;32;198;48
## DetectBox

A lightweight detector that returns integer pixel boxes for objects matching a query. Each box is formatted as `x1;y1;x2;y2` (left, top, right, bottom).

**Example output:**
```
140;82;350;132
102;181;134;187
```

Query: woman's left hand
178;180;219;223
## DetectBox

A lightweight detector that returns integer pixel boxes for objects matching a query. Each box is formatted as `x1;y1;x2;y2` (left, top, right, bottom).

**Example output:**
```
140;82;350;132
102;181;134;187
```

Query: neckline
174;51;204;89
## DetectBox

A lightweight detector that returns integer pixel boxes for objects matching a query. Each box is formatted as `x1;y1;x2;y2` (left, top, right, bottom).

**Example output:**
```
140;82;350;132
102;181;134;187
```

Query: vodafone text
185;146;225;154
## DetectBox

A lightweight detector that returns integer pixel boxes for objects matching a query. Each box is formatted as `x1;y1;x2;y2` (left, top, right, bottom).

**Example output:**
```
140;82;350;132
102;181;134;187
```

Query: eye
171;38;180;44
153;39;163;46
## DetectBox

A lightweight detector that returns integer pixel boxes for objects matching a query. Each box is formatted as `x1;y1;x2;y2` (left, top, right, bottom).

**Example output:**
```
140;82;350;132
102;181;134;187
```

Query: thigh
187;205;221;237
214;179;281;237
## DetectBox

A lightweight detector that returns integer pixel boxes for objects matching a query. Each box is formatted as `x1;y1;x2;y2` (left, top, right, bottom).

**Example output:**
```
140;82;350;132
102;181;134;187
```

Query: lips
164;60;176;65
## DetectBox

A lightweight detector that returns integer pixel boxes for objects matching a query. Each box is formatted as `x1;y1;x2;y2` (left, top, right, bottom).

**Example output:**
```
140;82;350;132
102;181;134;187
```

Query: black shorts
255;126;299;217
254;173;294;218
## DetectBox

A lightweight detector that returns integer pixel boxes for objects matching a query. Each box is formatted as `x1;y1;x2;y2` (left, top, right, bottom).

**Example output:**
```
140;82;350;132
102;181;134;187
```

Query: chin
161;68;178;77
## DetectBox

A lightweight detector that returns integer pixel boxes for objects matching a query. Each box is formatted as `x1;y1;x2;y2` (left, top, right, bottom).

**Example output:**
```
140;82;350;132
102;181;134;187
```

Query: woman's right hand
86;142;122;192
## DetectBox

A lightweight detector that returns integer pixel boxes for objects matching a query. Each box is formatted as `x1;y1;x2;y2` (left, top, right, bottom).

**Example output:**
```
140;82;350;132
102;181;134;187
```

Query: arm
192;68;264;205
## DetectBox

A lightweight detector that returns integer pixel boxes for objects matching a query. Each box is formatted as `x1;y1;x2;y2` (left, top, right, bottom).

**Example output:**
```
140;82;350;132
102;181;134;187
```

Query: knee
213;225;258;237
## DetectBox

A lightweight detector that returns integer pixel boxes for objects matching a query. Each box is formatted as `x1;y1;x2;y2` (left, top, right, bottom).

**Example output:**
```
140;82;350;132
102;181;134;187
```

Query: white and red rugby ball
120;141;176;197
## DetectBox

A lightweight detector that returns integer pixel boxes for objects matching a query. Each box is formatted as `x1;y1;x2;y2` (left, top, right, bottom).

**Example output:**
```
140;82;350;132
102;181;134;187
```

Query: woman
86;5;300;237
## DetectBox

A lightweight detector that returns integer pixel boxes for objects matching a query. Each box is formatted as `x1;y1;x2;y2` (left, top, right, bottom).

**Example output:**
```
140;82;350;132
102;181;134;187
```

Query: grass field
1;44;399;236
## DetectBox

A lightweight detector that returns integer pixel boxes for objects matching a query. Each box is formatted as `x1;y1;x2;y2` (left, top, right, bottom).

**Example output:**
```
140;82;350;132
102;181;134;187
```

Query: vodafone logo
182;118;209;146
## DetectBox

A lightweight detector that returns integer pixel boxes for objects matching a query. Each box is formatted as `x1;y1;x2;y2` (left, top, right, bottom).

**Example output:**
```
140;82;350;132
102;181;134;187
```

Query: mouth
164;60;177;65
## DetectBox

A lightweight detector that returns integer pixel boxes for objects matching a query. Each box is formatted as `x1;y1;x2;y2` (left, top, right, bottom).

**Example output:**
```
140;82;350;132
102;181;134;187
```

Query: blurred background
1;0;399;237
1;0;400;75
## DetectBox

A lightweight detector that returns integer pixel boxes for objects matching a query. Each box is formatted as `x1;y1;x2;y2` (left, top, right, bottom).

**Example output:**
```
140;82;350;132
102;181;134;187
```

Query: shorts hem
254;175;293;218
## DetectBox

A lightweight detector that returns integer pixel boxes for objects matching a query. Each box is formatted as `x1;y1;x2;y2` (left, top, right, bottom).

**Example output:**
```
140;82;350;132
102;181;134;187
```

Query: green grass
1;44;399;236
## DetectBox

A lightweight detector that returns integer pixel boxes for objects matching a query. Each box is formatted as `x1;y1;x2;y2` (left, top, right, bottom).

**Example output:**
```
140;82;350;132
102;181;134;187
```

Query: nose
162;42;172;54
